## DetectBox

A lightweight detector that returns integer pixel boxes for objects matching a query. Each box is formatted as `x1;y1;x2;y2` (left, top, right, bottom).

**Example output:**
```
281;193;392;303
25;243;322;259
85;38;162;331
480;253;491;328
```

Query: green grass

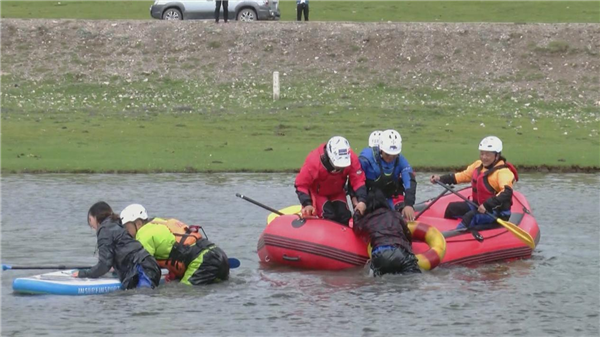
1;1;599;22
2;75;598;173
1;2;598;172
294;1;600;23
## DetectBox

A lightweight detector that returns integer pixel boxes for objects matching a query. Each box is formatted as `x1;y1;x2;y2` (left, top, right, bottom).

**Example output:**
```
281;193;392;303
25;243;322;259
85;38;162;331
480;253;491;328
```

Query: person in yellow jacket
430;136;519;230
120;204;230;285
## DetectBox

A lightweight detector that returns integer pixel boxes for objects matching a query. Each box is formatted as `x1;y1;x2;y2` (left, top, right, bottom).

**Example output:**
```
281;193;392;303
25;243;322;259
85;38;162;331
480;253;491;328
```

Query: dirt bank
2;20;599;173
2;19;599;103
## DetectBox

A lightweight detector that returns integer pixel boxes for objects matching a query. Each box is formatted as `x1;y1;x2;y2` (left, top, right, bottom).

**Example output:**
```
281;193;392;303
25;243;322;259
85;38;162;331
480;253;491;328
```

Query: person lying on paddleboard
358;129;418;221
430;136;519;230
353;189;421;276
120;204;230;285
73;201;161;289
295;136;367;226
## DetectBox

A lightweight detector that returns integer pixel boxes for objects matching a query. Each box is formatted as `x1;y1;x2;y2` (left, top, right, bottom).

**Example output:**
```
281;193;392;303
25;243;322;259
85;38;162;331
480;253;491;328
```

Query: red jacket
295;144;367;206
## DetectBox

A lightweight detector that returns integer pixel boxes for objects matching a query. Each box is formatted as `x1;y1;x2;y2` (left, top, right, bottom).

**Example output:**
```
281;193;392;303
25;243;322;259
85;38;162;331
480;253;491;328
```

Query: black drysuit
78;218;161;289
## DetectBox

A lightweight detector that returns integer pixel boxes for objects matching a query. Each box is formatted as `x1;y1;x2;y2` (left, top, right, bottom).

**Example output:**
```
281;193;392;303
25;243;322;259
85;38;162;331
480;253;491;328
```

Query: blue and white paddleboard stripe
12;270;123;296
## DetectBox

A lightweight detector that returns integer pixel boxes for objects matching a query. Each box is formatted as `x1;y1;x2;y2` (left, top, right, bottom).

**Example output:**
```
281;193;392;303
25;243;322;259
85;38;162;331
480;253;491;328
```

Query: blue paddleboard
13;270;123;295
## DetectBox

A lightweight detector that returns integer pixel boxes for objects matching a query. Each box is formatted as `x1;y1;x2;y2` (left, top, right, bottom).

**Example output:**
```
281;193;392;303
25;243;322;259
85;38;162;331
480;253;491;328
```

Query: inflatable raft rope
267;205;446;271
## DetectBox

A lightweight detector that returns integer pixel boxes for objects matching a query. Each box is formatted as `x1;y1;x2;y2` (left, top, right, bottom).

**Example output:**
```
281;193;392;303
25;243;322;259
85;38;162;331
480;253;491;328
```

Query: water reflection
1;173;598;336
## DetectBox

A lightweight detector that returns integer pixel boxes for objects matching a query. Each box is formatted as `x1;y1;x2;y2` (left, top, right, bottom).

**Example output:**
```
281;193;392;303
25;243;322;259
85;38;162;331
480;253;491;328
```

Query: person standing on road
296;0;309;21
215;0;229;23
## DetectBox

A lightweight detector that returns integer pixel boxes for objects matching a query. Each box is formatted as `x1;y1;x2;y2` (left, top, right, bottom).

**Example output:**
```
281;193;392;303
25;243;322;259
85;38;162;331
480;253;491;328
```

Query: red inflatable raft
257;215;369;270
257;188;540;270
411;188;540;266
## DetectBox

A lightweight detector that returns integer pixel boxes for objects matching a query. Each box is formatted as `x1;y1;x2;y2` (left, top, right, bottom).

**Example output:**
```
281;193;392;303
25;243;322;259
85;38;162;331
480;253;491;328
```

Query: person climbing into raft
295;136;368;226
430;136;519;230
73;201;161;289
353;189;421;276
120;204;230;285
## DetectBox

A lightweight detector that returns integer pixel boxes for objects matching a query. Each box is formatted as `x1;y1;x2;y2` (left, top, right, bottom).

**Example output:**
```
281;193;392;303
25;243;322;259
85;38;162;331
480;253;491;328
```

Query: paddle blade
228;258;241;269
496;219;536;249
2;264;11;271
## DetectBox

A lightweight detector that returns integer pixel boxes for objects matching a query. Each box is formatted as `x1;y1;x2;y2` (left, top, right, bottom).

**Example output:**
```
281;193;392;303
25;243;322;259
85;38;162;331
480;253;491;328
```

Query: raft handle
282;255;301;262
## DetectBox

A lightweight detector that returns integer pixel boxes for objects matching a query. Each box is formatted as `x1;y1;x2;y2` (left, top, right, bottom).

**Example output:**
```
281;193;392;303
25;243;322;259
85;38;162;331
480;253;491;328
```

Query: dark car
150;0;280;21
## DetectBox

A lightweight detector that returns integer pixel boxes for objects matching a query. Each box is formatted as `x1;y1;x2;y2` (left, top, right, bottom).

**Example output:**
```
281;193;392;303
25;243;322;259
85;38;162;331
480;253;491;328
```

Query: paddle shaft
236;193;284;215
3;265;91;270
434;180;537;248
433;181;485;242
414;189;449;221
435;180;503;222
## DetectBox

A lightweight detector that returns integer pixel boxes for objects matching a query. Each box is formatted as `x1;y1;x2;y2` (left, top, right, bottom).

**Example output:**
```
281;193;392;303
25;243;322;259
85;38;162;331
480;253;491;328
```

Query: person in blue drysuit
358;129;417;221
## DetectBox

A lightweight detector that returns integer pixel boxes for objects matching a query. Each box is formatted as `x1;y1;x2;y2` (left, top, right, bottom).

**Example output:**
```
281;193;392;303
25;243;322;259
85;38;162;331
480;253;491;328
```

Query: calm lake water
1;173;599;336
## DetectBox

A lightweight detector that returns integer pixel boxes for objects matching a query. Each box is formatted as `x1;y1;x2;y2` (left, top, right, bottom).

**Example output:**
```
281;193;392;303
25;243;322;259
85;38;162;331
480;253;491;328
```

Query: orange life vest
149;217;204;278
471;162;519;205
149;217;203;245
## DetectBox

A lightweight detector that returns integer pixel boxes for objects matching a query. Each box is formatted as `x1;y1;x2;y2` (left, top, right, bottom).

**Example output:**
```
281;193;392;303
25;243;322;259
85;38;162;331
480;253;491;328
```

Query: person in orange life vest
430;136;519;230
295;136;368;226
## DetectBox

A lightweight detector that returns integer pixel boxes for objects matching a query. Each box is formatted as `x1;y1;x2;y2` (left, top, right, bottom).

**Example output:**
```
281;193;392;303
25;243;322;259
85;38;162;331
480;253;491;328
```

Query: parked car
150;0;280;21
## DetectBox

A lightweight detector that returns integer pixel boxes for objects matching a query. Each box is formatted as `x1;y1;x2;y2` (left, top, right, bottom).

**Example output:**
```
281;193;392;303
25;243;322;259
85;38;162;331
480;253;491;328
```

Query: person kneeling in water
353;190;421;276
120;204;230;285
74;201;161;289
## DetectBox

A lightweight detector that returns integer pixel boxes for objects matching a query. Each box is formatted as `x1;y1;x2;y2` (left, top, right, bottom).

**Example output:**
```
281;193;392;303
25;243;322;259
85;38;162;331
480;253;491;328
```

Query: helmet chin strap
320;152;339;172
125;221;139;236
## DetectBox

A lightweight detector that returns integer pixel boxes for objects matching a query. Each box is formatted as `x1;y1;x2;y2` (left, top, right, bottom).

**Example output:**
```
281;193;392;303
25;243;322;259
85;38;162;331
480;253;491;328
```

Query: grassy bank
1;20;599;173
1;1;599;23
2;75;598;173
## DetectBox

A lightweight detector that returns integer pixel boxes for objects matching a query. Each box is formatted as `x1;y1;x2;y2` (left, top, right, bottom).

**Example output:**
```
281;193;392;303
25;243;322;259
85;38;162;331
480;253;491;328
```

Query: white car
150;0;280;21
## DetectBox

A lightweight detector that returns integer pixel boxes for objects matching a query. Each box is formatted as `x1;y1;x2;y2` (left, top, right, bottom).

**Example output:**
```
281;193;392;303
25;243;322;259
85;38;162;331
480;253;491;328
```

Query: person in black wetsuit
73;201;161;290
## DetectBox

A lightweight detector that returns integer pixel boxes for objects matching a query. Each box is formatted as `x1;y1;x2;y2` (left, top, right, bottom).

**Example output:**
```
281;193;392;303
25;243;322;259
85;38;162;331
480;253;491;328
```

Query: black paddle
427;182;483;242
435;180;535;248
2;264;91;271
414;189;450;221
236;193;284;215
236;193;305;227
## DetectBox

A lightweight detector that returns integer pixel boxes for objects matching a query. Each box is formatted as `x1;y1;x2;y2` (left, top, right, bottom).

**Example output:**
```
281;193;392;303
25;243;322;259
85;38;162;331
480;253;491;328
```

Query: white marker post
273;71;280;101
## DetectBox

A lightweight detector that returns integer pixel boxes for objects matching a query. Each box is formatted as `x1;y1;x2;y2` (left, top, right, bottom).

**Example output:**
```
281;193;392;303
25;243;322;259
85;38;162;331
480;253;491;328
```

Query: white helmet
478;136;503;152
368;130;383;147
120;204;148;224
380;129;402;155
326;136;352;168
